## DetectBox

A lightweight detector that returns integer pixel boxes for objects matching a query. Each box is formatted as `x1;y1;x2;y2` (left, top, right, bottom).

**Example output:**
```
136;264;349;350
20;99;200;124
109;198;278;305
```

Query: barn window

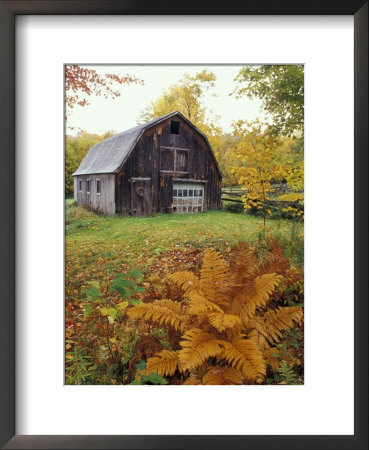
172;182;204;214
87;179;90;193
161;148;174;171
176;150;188;172
96;179;101;195
79;179;82;192
160;147;188;173
170;120;180;134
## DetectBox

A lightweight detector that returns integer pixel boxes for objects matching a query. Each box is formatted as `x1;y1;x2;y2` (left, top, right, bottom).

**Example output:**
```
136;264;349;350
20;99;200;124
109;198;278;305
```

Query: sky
66;65;265;136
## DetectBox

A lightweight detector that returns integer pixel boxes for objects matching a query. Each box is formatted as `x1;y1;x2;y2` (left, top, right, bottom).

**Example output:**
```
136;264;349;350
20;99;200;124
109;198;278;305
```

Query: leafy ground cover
65;201;303;384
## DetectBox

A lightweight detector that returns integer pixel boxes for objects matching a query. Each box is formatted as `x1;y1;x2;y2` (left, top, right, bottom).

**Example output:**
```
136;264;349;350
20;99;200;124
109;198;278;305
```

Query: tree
231;120;288;229
138;70;221;137
210;134;241;187
65;130;115;196
65;65;143;115
233;65;304;137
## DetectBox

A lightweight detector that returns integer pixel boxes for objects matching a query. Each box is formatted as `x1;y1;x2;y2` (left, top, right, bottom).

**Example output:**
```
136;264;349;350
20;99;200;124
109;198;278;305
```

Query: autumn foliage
65;65;143;112
127;243;303;385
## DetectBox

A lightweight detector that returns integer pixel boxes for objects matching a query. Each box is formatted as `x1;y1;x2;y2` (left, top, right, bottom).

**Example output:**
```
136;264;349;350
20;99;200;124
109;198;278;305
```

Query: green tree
65;130;115;196
233;65;304;137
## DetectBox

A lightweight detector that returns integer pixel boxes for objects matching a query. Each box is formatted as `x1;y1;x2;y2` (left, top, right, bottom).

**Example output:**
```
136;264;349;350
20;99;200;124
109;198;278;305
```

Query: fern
178;328;227;371
221;335;266;383
278;361;298;385
187;290;224;315
127;300;188;332
229;273;282;325
263;347;282;372
169;271;200;294
199;249;232;307
128;244;303;385
208;312;242;332
139;349;182;377
203;367;244;385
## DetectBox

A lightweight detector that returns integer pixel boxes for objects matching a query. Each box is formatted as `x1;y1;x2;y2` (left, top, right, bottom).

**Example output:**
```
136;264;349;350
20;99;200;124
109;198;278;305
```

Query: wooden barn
73;111;222;217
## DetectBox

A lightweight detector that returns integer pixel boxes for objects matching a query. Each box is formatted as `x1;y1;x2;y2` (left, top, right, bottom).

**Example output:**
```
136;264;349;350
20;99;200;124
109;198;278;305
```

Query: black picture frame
0;1;367;449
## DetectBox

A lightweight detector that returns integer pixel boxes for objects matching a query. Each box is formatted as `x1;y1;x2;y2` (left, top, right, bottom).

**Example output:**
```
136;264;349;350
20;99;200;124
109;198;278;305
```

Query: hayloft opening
170;120;180;134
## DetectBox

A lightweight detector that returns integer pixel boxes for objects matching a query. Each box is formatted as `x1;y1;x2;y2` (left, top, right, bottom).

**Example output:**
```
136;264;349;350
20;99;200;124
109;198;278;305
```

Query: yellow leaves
142;350;182;377
208;312;242;332
279;193;304;202
178;329;227;371
203;367;243;385
222;335;266;383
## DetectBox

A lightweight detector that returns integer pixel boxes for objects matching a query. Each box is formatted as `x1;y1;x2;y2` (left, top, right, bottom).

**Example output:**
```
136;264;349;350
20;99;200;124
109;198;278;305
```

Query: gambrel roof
72;111;222;176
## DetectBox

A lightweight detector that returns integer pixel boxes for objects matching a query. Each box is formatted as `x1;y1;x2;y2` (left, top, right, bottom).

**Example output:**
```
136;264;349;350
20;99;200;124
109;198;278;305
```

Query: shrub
222;201;244;214
65;203;94;225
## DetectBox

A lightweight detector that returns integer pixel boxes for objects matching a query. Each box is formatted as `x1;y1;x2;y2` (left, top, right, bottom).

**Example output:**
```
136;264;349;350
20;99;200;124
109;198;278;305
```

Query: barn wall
73;174;115;215
116;116;222;215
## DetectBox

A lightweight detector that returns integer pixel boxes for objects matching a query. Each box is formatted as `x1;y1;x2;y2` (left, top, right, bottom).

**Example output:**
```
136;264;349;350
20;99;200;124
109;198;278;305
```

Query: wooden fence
221;184;303;204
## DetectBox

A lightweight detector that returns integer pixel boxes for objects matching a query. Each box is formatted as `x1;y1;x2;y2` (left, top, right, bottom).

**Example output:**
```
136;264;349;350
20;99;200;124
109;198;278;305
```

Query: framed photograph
1;1;367;449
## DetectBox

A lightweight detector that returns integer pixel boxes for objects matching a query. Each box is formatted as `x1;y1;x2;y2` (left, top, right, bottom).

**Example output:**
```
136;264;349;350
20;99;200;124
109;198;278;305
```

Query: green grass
66;202;303;295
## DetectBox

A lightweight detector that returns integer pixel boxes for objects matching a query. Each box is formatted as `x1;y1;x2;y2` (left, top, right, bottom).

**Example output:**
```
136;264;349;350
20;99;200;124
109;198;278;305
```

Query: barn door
131;178;152;217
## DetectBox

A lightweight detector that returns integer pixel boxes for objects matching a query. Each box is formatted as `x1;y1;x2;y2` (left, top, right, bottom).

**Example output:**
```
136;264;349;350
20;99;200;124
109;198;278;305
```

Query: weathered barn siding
73;111;222;217
115;116;222;215
74;174;115;215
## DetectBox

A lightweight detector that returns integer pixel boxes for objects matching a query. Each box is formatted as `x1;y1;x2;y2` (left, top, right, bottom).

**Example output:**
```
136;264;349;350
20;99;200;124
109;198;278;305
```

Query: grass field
66;200;303;304
65;201;304;384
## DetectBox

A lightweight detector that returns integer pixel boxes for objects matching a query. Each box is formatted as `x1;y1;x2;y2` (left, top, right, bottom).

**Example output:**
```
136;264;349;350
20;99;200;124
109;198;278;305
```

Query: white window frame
96;178;101;195
78;179;82;192
86;179;90;194
172;182;204;214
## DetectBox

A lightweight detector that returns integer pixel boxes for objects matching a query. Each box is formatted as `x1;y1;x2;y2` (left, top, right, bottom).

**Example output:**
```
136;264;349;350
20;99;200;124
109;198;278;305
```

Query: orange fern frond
178;328;227;371
221;334;266;383
229;242;258;284
263;347;282;372
200;248;231;307
248;317;283;343
262;239;290;275
182;376;202;385
248;306;303;345
208;312;243;332
230;273;283;325
141;349;182;377
202;367;244;385
187;290;224;315
263;306;303;333
127;300;188;332
168;271;200;294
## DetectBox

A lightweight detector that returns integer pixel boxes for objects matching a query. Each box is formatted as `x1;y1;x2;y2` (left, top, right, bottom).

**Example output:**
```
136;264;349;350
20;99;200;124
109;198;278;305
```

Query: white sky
66;65;264;135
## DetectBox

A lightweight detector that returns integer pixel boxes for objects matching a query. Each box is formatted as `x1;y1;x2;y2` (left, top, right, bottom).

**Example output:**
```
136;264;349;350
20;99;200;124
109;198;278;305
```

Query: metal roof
72;111;222;177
